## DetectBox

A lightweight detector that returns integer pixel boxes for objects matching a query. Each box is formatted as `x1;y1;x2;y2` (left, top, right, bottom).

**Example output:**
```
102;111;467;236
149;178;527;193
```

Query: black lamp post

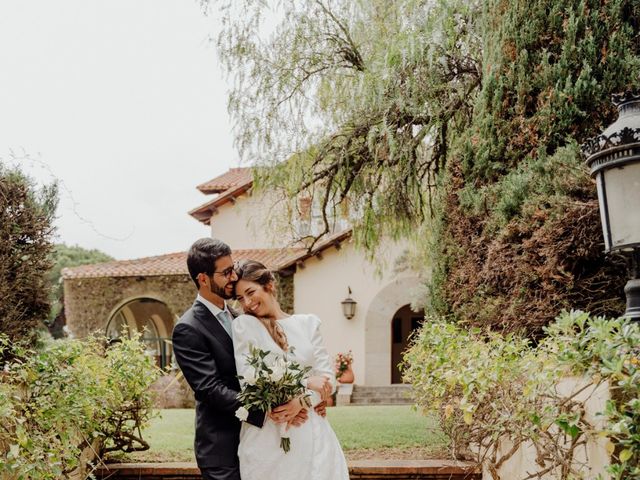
582;91;640;321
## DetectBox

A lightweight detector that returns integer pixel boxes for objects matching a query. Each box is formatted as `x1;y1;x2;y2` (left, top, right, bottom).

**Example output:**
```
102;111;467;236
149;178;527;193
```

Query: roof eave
189;182;253;224
197;185;228;194
278;229;353;269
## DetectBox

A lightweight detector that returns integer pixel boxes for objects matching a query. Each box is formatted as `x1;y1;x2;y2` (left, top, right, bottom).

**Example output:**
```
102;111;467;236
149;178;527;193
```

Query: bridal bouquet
235;344;311;452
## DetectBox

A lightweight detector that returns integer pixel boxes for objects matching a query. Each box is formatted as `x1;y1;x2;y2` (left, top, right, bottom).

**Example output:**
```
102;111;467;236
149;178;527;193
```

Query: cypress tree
429;0;640;333
0;164;58;352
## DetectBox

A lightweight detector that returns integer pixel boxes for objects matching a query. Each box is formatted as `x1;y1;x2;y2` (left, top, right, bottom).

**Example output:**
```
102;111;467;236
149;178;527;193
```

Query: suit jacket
172;300;264;468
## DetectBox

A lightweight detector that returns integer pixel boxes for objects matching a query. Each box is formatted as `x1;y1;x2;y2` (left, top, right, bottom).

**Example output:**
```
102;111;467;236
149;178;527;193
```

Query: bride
231;259;349;480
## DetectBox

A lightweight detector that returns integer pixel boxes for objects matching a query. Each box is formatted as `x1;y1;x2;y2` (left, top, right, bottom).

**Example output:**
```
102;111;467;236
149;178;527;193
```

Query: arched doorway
391;304;424;384
364;276;424;385
106;297;174;369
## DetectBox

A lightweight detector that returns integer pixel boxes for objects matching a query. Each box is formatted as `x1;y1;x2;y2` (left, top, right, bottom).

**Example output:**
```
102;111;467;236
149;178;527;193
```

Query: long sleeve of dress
232;314;259;384
223;314;265;427
305;314;337;406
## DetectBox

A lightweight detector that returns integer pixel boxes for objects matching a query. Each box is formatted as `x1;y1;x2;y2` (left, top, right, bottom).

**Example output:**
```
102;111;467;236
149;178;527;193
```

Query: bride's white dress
232;313;349;480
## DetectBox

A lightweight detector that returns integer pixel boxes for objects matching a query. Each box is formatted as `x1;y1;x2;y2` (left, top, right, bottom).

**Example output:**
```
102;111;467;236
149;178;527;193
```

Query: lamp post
341;287;357;320
582;91;640;321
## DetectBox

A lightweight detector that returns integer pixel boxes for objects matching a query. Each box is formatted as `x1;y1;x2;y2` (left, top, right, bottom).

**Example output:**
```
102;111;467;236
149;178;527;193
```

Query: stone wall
64;273;294;339
64;275;195;338
275;272;294;314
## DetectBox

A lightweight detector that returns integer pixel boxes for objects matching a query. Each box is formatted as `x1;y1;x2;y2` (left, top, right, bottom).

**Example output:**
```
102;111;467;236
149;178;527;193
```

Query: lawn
113;406;448;462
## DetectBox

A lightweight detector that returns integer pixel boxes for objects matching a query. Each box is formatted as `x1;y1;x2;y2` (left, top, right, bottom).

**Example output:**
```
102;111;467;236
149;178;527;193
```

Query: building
62;168;426;385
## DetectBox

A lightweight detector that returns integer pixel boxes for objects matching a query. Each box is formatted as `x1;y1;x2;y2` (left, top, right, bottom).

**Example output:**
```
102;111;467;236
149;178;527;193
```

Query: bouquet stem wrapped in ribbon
235;345;311;453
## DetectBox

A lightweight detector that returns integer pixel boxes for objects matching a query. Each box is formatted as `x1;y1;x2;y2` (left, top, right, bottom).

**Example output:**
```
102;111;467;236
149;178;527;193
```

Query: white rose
270;365;285;382
235;406;249;422
243;369;257;385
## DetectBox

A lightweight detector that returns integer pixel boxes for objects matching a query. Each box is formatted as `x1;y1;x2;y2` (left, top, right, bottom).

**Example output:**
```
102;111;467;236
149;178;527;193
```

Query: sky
0;1;241;260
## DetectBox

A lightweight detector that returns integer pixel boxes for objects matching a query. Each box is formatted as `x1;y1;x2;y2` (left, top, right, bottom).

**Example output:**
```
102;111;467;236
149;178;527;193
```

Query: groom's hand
306;376;332;402
270;397;304;424
314;401;327;418
288;408;309;427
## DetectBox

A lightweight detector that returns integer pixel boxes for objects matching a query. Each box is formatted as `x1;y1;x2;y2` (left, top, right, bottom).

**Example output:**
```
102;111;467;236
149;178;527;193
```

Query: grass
110;406;448;463
327;405;445;450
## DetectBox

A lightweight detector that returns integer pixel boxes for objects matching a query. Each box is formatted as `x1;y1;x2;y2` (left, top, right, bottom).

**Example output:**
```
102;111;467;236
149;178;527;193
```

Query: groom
173;238;318;480
172;238;261;479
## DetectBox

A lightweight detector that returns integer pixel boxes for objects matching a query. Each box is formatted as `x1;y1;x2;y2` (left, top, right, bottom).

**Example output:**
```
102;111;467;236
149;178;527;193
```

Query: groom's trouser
200;466;241;480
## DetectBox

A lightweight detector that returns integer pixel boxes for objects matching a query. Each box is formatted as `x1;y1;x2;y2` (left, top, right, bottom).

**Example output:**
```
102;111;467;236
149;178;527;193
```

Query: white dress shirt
196;294;234;338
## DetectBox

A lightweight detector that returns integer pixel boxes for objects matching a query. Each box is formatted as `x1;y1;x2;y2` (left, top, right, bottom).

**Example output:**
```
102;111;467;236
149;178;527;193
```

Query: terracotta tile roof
196;168;253;194
61;229;353;280
61;248;307;280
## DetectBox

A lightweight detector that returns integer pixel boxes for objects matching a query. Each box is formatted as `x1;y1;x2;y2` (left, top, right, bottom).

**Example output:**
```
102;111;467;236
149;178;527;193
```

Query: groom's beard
209;278;233;300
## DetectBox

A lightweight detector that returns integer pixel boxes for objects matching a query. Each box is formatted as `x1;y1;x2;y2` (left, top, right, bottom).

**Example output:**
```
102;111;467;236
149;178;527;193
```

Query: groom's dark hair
187;238;232;288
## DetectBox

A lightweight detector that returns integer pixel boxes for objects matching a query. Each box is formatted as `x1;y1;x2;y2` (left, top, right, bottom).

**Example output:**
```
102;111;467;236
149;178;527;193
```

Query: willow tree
214;0;640;332
215;0;482;249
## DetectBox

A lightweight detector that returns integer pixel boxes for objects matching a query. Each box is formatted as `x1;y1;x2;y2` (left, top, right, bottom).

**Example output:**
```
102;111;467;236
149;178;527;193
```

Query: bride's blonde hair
234;260;288;351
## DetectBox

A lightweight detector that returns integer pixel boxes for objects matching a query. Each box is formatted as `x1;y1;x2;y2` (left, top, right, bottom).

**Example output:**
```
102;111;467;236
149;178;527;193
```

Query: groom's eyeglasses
213;265;236;278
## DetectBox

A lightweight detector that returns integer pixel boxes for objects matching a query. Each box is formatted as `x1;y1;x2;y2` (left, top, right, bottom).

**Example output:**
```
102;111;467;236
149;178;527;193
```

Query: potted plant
334;350;354;384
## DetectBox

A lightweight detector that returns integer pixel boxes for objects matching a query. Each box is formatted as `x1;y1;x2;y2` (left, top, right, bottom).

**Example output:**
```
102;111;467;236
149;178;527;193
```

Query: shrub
402;311;640;479
0;333;159;479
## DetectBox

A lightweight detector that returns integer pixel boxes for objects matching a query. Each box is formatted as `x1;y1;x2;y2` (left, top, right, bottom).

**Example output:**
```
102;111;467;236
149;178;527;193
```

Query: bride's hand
306;375;332;401
269;397;304;424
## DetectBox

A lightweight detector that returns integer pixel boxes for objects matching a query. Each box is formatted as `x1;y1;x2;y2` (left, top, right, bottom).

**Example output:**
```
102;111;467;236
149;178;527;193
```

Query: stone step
350;396;413;402
351;385;412;391
349;385;414;405
351;391;412;397
350;397;413;405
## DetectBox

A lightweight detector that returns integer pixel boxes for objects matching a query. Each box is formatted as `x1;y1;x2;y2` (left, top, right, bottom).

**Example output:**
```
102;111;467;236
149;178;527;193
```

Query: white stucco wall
293;239;425;385
209;191;296;249
481;378;610;480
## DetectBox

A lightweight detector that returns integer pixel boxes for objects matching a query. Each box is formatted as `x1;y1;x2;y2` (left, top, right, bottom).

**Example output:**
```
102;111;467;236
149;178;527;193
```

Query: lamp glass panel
596;173;612;251
342;300;356;318
603;161;640;250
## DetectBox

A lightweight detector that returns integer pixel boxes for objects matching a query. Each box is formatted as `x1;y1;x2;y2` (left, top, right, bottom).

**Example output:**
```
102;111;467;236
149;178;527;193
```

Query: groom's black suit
172;300;264;479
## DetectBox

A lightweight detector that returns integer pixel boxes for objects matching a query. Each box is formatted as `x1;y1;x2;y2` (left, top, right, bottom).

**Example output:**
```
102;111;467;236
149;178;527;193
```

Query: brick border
96;460;481;479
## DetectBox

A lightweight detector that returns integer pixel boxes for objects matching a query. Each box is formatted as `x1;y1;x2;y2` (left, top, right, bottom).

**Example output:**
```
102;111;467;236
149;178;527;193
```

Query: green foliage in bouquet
0;332;159;479
236;345;311;452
